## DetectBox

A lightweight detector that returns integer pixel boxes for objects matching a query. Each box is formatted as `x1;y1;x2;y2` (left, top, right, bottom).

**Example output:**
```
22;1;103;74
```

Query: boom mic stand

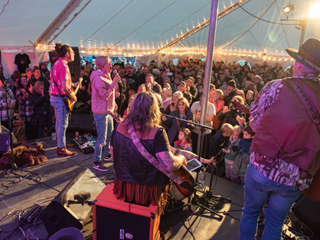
162;114;224;219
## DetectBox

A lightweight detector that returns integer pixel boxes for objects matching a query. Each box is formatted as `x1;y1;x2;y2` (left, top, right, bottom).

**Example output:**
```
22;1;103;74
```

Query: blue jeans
93;113;113;163
50;96;69;148
239;163;301;240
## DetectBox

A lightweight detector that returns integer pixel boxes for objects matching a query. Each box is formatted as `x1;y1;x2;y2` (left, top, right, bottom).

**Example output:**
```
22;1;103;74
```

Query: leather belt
51;94;66;97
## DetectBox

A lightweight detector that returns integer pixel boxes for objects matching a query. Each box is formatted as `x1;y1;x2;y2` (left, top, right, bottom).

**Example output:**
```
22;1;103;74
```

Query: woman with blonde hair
163;90;183;115
90;56;121;171
111;91;186;206
162;97;195;145
210;89;225;131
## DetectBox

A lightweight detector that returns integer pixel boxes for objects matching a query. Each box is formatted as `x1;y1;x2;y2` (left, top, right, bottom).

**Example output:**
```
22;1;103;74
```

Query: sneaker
103;154;113;162
93;162;109;172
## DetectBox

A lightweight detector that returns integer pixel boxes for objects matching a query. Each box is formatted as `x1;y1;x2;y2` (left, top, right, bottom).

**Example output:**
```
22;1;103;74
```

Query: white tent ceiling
0;0;319;72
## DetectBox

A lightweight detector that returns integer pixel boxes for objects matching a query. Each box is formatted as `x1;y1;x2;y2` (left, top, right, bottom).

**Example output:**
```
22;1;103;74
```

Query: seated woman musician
111;91;214;207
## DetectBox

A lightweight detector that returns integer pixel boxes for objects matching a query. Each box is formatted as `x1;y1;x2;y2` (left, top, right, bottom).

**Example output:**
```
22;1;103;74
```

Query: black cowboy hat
286;38;320;72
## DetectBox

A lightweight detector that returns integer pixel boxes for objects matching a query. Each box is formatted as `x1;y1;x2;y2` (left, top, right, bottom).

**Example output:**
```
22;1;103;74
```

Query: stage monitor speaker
67;113;96;133
92;184;160;240
292;195;320;238
0;133;10;154
40;168;105;236
68;47;81;83
48;47;80;82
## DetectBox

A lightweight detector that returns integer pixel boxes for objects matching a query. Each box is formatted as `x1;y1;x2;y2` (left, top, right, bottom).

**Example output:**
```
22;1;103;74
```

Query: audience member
32;81;50;138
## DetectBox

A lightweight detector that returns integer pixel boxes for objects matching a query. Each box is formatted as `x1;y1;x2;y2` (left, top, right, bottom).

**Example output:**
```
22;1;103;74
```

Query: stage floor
0;136;244;240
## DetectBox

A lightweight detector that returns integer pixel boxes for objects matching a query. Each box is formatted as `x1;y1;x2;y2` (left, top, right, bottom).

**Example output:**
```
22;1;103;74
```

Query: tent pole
34;46;38;68
197;0;219;156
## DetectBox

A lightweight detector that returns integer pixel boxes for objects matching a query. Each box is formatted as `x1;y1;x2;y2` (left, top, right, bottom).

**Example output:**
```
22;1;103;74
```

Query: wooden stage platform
0;136;244;240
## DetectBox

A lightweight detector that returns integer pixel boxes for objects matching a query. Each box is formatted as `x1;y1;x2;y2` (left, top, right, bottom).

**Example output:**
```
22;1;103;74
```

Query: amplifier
92;184;160;240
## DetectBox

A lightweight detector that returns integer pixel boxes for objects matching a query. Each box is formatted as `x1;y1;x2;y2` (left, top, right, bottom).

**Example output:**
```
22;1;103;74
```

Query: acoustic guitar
67;78;83;112
170;165;195;200
110;112;195;199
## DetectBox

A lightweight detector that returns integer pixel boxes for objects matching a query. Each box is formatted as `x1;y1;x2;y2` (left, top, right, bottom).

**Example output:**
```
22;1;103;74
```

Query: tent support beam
157;0;251;53
197;0;219;156
35;0;91;46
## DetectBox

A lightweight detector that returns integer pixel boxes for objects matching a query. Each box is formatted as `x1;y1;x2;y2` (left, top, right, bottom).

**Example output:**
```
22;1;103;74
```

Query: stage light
308;2;320;19
282;3;295;14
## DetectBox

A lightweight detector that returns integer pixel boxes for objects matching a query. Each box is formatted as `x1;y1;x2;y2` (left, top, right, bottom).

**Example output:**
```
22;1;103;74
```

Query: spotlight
282;3;295;14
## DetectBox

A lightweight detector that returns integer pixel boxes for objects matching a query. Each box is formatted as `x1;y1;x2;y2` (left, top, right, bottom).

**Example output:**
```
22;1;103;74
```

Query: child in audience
223;125;242;180
209;123;234;158
174;128;192;152
232;124;255;185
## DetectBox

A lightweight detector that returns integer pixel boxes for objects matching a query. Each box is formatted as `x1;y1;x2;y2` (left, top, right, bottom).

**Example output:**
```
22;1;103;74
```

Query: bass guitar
67;78;83;112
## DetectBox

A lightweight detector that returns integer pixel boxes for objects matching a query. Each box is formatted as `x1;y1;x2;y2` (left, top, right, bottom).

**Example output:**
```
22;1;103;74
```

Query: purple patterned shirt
249;73;319;190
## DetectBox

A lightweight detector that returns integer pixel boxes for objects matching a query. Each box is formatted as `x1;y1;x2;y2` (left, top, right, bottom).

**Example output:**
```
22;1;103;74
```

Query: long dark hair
125;92;161;135
55;43;72;58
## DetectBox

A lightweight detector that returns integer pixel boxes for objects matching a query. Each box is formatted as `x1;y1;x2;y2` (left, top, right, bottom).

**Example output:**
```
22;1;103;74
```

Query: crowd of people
1;37;319;240
0;50;293;172
0;64;51;141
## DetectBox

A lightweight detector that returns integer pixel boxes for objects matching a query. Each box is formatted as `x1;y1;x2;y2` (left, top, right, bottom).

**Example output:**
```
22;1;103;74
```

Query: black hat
178;81;186;87
286;38;320;72
227;79;236;88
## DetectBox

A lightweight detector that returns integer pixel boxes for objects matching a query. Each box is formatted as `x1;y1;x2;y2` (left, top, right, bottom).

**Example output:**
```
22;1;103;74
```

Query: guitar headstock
231;101;251;115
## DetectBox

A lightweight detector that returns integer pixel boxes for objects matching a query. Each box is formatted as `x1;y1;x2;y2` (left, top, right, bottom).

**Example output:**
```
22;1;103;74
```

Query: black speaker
40;168;105;235
0;133;10;154
292;196;320;238
67;113;96;133
68;47;81;83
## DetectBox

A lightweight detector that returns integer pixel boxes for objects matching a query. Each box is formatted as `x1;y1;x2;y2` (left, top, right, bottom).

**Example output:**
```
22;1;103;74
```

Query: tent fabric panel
0;0;69;46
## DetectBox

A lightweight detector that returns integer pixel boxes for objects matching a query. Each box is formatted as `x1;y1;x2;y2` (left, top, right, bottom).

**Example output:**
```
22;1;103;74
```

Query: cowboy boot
56;147;76;156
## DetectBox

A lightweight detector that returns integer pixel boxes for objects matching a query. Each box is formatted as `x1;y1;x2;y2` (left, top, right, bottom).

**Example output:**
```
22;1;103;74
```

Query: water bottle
51;119;56;140
197;169;206;186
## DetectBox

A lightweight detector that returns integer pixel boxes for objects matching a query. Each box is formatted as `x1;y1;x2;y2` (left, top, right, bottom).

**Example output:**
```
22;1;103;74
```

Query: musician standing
50;43;78;156
90;56;120;171
239;38;320;239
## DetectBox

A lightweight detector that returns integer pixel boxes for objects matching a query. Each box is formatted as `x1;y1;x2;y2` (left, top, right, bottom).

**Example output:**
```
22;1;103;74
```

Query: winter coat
32;91;50;128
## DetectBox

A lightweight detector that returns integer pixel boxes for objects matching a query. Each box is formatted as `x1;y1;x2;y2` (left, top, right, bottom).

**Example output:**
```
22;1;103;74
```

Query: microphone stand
162;114;224;220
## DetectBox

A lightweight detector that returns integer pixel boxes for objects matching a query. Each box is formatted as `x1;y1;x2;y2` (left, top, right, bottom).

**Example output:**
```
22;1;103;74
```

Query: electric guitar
231;100;251;115
67;78;83;112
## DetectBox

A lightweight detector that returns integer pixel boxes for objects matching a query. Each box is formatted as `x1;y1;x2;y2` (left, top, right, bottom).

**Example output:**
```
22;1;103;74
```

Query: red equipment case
92;183;160;240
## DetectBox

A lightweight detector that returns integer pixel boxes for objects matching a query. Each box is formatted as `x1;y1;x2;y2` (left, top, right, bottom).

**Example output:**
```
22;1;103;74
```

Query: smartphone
167;72;173;76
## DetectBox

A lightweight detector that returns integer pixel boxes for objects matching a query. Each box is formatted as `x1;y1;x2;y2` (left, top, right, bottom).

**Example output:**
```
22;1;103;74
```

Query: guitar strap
293;80;320;130
127;128;185;185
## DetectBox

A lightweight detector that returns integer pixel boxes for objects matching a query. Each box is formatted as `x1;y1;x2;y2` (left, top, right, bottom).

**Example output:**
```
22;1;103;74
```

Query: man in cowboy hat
239;38;320;240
